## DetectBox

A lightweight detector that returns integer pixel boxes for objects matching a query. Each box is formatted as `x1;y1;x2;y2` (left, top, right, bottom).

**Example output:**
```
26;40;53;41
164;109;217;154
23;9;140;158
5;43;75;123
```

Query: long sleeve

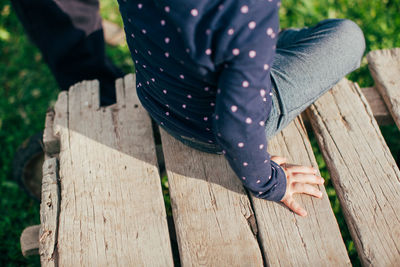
211;0;287;202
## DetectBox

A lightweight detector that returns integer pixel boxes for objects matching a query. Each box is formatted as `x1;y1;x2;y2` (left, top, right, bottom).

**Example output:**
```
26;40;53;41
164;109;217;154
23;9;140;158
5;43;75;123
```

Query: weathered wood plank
306;78;400;266
159;128;264;266
51;74;174;266
39;157;60;267
367;48;400;129
252;116;351;266
360;87;393;125
159;116;350;265
301;86;393;127
21;225;40;257
43;107;60;155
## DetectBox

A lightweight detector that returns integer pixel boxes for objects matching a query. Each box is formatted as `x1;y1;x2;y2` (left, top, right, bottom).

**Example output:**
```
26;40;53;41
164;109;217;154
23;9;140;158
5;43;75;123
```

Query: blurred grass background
0;0;399;266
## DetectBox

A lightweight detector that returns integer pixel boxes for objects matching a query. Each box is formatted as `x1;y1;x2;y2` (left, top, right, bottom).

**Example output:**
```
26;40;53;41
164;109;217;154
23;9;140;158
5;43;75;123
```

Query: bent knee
335;19;366;64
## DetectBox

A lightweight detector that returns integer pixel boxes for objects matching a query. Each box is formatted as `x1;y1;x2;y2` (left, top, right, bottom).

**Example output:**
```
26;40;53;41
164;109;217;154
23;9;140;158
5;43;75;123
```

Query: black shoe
12;131;44;202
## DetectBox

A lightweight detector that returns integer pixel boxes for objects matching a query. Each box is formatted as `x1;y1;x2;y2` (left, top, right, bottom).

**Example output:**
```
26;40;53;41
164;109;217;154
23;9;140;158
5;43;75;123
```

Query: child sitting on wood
116;0;365;216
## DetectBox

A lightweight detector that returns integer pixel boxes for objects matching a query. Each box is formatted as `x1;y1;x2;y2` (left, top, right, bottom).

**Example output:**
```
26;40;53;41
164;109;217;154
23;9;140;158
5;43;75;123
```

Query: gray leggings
163;18;366;154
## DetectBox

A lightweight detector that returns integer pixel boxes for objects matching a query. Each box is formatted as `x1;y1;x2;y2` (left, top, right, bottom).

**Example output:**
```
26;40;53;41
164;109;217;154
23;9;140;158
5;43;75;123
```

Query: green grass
1;0;399;265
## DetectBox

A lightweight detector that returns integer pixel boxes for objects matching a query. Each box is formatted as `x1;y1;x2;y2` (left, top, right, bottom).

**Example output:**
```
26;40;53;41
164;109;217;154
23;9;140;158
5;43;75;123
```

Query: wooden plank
159;117;350;265
301;86;393;127
306;78;400;266
20;225;40;257
39;157;60;267
159;128;264;266
367;48;400;129
252;116;351;266
43;107;60;155
51;74;174;266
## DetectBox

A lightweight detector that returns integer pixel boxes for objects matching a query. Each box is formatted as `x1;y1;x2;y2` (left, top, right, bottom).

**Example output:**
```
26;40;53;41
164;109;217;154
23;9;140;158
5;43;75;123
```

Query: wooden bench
21;48;400;266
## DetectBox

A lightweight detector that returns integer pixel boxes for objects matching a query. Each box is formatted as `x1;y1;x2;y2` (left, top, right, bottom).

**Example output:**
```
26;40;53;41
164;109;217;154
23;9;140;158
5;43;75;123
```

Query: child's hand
271;155;325;217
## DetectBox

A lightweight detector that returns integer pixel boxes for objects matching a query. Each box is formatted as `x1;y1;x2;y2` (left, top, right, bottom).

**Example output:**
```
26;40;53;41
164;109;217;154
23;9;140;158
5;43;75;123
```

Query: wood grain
39;157;59;267
159;115;350;266
49;74;174;266
160;127;264;266
367;48;400;129
252;116;351;266
306;78;400;266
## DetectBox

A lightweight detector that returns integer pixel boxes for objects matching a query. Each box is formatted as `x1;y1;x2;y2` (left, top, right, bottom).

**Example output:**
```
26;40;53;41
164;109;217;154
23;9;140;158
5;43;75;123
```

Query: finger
284;164;317;174
291;173;325;185
292;182;323;198
286;197;307;217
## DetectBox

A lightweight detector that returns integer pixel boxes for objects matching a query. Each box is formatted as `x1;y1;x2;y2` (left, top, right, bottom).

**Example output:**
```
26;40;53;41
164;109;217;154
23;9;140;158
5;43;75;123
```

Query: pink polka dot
264;159;269;163
164;37;170;43
228;28;234;35
222;150;226;154
161;122;164;125
206;29;211;35
206;127;210;131
259;191;263;194
165;52;170;57
270;92;273;96
186;48;190;53
259;144;264;149
242;176;246;180
182;104;186;108
245;117;252;124
210;102;215;106
142;65;146;68
242;81;249;87
141;29;147;34
249;50;256;58
217;88;221;94
163;90;167;94
232;48;240;55
263;97;267;102
238;142;244;147
190;9;198;16
248;21;256;29
240;5;249;13
256;179;261;183
151;78;155;82
161;20;166;26
179;74;184;79
231;105;238;112
215;115;219;120
204;116;208;121
147;50;152;55
217;132;221;137
166;112;169;116
264;64;269;70
204;86;209;91
205;48;212;55
164;6;170;12
159;67;164;72
260;89;266;97
131;33;135;38
185;116;189;120
259;121;265;126
187;94;192;99
138;3;143;9
243;162;248;166
266;28;273;35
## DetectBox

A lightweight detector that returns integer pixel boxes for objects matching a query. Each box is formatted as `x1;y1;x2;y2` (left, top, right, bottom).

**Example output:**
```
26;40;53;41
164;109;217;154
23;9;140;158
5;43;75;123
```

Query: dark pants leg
11;0;125;106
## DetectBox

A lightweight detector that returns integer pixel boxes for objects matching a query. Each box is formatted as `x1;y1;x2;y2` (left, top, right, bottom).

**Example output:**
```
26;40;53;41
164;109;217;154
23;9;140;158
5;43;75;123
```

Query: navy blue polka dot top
117;0;287;202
